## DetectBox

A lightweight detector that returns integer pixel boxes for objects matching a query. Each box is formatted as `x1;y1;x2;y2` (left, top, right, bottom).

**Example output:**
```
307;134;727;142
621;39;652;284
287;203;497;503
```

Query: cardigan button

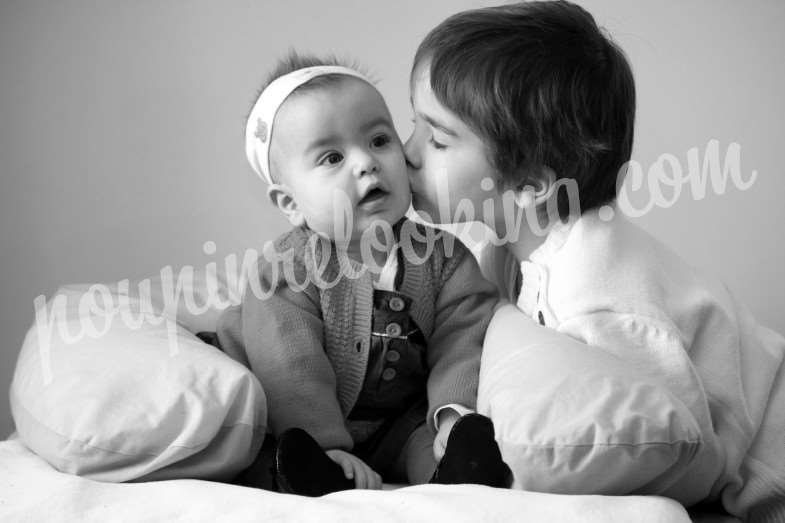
382;368;397;381
386;350;400;362
388;297;405;312
385;322;402;337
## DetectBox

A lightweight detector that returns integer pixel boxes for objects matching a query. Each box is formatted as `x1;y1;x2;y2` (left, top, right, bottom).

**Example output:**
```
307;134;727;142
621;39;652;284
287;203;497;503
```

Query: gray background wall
1;0;783;439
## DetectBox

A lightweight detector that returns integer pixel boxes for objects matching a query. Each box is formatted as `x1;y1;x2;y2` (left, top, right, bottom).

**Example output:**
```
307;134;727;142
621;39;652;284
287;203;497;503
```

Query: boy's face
405;63;503;229
269;78;410;242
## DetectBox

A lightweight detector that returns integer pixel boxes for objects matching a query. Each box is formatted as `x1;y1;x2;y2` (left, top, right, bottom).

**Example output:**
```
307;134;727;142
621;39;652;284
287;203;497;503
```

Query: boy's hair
413;0;636;217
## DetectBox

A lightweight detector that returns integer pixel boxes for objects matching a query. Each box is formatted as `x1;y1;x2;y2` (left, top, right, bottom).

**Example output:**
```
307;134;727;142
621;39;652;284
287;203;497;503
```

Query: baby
206;52;510;495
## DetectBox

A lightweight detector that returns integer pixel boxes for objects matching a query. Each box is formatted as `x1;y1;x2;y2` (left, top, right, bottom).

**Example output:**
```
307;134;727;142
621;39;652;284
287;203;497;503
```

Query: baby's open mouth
359;187;388;205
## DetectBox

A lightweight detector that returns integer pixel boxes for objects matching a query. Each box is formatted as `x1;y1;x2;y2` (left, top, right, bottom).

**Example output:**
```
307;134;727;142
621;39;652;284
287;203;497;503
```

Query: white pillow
478;304;703;495
10;277;266;483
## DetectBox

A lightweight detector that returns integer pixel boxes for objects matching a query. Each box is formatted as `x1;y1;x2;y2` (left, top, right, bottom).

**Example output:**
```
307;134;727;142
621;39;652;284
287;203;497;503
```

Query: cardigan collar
294;219;432;336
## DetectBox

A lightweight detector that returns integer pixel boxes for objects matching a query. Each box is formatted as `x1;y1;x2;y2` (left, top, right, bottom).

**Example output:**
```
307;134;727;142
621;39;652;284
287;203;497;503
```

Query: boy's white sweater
478;206;785;521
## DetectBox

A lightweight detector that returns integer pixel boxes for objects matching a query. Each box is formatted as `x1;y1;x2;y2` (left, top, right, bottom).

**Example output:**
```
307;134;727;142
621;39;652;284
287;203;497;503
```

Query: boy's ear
514;166;557;208
267;184;306;228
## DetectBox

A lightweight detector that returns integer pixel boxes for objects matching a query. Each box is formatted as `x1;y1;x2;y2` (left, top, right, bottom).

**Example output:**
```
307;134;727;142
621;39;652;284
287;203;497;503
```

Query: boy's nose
403;134;421;170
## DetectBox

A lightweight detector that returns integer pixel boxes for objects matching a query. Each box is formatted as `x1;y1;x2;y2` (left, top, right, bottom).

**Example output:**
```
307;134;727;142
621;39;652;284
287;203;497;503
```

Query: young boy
207;52;510;496
404;1;784;521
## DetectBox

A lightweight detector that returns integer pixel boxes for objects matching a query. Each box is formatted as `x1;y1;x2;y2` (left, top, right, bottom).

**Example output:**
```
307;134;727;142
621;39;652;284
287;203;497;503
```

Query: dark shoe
274;428;355;496
195;331;220;348
232;436;276;490
430;414;513;488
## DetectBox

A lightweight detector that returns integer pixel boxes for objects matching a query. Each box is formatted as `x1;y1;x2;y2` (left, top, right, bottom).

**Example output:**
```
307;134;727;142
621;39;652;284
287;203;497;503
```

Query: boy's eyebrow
410;93;458;137
419;111;458;138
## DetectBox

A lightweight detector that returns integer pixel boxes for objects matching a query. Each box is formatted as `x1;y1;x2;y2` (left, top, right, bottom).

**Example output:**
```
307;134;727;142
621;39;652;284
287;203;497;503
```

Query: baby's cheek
300;205;335;238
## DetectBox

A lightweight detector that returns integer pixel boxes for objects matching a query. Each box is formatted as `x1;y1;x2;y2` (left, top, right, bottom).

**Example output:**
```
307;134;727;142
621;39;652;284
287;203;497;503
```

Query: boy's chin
408;193;449;225
409;203;449;226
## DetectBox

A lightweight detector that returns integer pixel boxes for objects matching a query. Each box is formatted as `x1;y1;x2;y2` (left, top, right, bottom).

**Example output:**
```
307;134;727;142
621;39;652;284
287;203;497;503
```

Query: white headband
244;65;371;184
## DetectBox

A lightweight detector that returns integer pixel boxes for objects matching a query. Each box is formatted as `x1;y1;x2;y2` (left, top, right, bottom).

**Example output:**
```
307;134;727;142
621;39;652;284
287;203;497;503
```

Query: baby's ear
267;184;306;228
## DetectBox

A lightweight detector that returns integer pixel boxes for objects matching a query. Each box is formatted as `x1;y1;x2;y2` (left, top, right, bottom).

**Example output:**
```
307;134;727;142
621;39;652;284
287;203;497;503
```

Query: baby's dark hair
413;0;636;217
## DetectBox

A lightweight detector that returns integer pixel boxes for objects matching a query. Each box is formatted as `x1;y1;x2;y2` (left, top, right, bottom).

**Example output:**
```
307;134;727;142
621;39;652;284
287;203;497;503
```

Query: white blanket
0;438;690;522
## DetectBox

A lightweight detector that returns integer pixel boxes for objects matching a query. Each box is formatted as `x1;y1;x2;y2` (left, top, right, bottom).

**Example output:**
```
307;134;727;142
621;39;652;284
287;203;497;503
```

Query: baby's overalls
347;289;435;483
198;261;438;486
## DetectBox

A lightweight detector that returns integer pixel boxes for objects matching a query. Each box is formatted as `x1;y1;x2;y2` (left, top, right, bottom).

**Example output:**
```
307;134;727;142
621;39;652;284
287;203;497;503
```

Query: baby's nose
354;151;379;177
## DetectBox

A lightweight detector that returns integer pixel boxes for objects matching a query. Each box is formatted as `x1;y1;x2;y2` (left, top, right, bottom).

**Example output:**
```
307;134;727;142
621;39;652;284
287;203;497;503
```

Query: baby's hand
434;410;461;461
325;449;383;490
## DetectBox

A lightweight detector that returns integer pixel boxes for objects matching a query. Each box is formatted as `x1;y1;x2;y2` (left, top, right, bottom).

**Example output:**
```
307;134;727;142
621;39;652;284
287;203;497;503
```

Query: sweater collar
529;212;584;266
296;219;432;335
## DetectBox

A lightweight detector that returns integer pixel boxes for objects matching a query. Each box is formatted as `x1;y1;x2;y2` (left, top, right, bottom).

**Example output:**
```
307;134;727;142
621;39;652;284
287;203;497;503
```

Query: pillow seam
11;388;264;457
502;439;702;450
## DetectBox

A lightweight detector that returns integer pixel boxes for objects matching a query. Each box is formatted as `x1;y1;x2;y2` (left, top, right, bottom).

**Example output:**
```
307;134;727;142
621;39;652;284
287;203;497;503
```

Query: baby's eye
371;134;391;148
429;136;447;150
321;152;344;165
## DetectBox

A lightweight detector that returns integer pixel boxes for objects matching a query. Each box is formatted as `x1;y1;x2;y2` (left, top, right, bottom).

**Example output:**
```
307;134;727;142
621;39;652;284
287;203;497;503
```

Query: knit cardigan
216;220;498;450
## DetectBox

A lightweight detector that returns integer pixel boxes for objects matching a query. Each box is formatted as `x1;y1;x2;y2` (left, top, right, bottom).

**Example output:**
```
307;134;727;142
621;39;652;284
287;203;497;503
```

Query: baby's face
269;78;411;242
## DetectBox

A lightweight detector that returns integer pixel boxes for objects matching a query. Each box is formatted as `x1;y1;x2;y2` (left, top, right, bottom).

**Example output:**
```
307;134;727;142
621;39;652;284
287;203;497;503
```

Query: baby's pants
348;289;436;484
351;397;437;485
201;288;438;487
